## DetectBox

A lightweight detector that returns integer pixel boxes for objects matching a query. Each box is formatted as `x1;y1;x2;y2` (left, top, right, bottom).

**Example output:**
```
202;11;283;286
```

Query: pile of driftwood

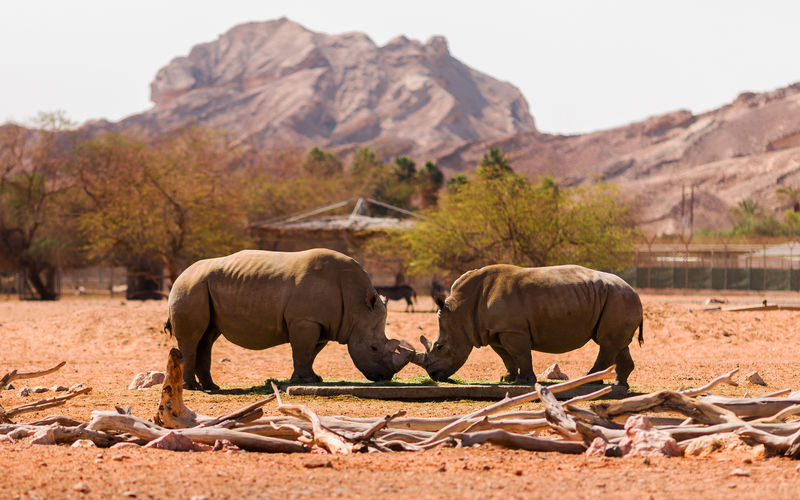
2;349;800;458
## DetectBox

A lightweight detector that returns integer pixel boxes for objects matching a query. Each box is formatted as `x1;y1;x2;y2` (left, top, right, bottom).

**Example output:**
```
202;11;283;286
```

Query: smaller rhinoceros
165;249;413;390
413;264;643;386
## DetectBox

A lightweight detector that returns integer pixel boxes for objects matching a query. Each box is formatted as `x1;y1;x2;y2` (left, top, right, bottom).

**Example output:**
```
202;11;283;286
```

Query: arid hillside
440;85;800;234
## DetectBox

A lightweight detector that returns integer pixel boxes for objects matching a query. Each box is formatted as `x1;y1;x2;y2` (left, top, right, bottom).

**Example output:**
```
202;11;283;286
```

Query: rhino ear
434;294;447;311
366;289;381;310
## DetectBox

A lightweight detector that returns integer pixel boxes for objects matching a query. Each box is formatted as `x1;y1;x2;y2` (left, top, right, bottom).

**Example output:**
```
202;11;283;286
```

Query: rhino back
172;249;368;350
451;264;635;352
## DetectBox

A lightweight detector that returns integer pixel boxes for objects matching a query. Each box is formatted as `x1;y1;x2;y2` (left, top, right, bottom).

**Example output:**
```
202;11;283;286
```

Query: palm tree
776;186;800;212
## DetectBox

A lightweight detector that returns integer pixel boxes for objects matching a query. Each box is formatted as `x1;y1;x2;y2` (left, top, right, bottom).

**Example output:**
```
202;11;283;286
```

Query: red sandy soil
1;292;800;499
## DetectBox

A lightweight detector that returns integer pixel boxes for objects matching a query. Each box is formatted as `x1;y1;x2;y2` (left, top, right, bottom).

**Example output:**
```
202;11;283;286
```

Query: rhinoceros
164;249;413;390
413;264;643;386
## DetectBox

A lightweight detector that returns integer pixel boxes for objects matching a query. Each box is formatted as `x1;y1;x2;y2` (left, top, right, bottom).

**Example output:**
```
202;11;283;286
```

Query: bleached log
452;429;586;454
0;361;66;388
751;404;800;424
0;386;92;423
736;425;800;457
679;368;738;396
421;366;616;444
196;395;275;428
88;411;306;453
154;348;212;428
664;421;800;442
271;382;353;454
30;415;85;427
29;423;122;447
698;395;800;420
592;391;742;425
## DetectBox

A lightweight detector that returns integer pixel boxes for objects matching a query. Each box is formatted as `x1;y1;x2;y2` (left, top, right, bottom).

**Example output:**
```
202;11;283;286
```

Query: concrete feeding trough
284;382;628;401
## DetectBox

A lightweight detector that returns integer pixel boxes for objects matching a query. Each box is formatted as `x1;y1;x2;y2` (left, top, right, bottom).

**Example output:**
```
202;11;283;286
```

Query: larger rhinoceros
414;264;643;386
165;249;413;390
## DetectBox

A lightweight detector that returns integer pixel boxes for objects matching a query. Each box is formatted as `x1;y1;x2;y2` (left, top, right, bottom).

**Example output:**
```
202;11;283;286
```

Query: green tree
776;186;800;212
399;171;638;276
477;146;513;179
73;127;252;286
303;147;343;177
0;112;82;299
417;161;444;208
729;199;782;237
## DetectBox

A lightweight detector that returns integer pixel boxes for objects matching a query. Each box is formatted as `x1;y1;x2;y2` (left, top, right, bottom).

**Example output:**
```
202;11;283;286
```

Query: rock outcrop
113;18;536;159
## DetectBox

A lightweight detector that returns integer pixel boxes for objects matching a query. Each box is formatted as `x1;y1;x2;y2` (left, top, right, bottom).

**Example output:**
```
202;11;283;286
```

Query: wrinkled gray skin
415;264;643;386
166;249;413;390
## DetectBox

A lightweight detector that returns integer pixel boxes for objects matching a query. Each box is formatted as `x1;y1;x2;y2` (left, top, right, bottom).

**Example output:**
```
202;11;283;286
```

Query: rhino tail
163;317;173;337
637;320;644;347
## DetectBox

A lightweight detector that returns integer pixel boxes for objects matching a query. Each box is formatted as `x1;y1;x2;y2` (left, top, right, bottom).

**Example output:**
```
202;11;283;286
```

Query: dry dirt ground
1;292;800;499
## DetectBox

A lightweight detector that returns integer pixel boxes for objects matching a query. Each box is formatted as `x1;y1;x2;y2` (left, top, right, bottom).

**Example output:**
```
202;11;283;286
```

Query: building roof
250;198;421;234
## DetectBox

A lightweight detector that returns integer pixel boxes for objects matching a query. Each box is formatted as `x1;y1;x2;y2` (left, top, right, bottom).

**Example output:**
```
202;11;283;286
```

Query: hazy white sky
2;1;799;134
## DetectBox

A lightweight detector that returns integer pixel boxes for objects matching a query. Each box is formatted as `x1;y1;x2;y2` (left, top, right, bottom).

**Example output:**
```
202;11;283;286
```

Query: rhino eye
435;343;444;351
370;345;378;352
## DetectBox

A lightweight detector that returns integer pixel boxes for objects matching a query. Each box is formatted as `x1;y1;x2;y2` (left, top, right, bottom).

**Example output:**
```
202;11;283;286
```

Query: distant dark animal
431;280;447;311
375;285;417;312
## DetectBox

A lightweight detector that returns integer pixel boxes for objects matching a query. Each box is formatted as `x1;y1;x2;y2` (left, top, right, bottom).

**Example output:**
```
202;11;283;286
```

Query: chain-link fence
618;242;800;290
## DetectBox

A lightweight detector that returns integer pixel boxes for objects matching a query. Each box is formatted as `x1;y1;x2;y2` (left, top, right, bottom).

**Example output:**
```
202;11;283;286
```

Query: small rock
18;387;31;397
745;372;766;386
128;371;166;390
144;431;209;452
684;433;765;459
538;363;569;381
71;439;96;448
585;437;609;457
437;464;446;472
51;385;68;392
0;434;13;444
69;383;85;392
110;442;140;449
4;384;13;390
619;415;682;457
220;357;231;363
730;468;750;477
32;386;49;394
190;496;210;500
73;482;90;493
303;460;332;469
212;439;241;452
123;491;137;498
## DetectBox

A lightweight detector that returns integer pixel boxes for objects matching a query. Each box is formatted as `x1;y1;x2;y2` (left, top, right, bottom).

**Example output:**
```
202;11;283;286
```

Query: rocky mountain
106;18;536;159
439;84;800;235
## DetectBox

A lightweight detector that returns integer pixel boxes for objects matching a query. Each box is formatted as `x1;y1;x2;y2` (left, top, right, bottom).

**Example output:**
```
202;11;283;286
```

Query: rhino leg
490;344;519;383
589;346;633;387
195;326;221;391
497;332;536;384
175;336;202;390
613;346;634;387
288;320;324;383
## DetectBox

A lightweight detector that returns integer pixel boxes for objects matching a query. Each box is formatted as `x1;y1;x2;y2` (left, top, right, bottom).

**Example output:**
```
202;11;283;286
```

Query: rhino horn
409;350;427;368
392;345;414;371
420;335;432;353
